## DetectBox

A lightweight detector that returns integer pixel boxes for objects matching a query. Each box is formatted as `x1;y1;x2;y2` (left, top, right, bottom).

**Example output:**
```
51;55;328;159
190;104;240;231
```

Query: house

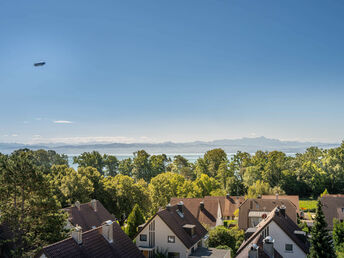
36;220;143;258
170;195;245;227
64;199;116;231
238;198;297;230
262;195;300;214
320;194;344;230
236;206;310;258
135;202;208;258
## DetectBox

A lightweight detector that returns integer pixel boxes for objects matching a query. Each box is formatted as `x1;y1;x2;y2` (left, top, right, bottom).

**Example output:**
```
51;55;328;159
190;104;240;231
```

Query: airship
34;62;46;67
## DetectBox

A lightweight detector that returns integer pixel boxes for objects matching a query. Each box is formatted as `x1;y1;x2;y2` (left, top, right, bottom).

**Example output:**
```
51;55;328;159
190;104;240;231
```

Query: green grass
300;200;317;212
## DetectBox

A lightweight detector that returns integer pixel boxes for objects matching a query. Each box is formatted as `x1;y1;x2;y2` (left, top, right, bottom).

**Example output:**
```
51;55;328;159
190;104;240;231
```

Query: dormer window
183;224;196;237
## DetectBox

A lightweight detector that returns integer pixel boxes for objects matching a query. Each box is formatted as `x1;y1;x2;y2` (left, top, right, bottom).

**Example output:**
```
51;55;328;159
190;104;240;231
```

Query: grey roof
189;247;231;258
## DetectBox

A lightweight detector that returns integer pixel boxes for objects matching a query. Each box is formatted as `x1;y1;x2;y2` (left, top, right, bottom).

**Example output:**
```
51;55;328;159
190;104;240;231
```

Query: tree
33;149;68;174
51;167;94;206
118;158;133;176
73;151;105;174
103;154;119;176
149;154;169;178
208;226;244;253
193;174;221;197
246;180;273;198
0;149;67;256
309;200;335;258
170;155;195;180
102;175;150;224
203;148;228;177
125;204;145;239
149;172;185;211
333;219;344;254
132;150;151;181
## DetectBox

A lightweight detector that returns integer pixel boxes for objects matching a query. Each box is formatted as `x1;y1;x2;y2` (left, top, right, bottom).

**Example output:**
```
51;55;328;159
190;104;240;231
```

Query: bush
208;226;244;253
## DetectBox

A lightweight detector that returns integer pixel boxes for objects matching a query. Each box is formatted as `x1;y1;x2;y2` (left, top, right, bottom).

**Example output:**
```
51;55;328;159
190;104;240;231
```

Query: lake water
68;152;296;170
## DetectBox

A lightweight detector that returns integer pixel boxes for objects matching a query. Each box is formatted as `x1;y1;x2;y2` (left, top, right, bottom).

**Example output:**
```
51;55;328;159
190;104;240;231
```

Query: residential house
135;202;208;258
64;199;116;231
262;195;300;214
36;220;143;258
170;195;245;227
320;194;344;230
238;198;297;230
236;206;310;258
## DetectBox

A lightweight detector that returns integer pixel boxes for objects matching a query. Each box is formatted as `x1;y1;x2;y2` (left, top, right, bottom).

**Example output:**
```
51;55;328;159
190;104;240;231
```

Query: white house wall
268;220;306;258
136;215;193;258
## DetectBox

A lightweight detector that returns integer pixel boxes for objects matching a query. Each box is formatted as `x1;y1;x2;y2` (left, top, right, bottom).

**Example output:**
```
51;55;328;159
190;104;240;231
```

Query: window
262;226;269;238
168;236;175;243
341;208;344;213
168;252;180;258
140;234;147;241
285;244;293;252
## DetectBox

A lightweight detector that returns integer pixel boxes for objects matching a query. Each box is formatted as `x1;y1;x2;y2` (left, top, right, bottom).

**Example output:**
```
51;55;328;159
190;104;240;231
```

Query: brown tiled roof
170;196;244;227
137;204;208;249
64;200;116;231
320;194;344;229
236;207;309;257
262;195;300;213
39;222;143;258
238;198;297;230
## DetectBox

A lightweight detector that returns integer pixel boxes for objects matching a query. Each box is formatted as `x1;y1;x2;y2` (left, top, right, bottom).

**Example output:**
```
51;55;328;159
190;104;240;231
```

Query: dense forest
1;142;344;256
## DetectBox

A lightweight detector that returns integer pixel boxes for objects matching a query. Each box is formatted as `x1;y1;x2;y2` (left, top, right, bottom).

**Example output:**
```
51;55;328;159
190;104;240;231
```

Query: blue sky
0;0;343;144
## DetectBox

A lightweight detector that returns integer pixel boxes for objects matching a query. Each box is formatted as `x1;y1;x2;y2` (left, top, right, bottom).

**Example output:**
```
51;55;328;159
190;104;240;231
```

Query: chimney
166;203;171;211
226;194;230;199
275;193;279;200
72;225;82;245
280;205;286;217
91;199;97;212
200;202;205;211
75;201;81;210
263;236;275;258
248;243;259;258
177;201;184;214
102;220;114;243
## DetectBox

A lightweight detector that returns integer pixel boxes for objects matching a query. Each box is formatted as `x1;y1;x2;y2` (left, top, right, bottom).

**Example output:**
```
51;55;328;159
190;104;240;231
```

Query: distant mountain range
0;137;340;155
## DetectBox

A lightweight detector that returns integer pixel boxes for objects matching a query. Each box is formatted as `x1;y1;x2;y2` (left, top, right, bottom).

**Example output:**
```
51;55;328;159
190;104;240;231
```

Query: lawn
300;200;317;212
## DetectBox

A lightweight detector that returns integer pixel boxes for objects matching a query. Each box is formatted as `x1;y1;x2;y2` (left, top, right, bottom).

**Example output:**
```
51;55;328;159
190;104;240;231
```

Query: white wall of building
268;220;306;258
136;215;200;258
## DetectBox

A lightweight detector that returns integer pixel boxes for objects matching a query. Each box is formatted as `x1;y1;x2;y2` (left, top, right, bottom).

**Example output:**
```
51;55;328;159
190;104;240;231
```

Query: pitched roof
137;204;208;249
64;200;116;231
320;194;344;229
238;198;297;230
236;207;309;257
262;195;300;213
170;196;244;227
39;222;143;258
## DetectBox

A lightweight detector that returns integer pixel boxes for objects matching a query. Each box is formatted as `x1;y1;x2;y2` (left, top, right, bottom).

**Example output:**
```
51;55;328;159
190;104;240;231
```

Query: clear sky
0;0;343;144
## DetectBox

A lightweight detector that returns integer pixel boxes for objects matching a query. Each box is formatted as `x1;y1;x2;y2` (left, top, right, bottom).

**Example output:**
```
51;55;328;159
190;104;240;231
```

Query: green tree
0;149;67;257
125;204;145;239
309;200;335;258
333;219;344;254
149;172;185;211
247;180;273;198
170;155;195;180
118;158;133;176
73;151;105;174
193;173;221;197
203;148;228;177
149;154;169;178
33;149;68;174
103;154;119;176
208;226;244;253
132;150;151;181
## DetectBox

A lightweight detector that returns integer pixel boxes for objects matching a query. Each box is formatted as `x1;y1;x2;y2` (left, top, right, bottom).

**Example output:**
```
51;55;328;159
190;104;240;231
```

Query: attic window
285;244;293;252
168;236;175;243
341;208;344;213
183;224;196;237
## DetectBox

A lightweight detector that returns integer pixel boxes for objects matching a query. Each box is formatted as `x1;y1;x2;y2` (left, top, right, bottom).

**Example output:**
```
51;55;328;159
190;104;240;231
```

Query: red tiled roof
39;222;143;258
64;200;116;231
